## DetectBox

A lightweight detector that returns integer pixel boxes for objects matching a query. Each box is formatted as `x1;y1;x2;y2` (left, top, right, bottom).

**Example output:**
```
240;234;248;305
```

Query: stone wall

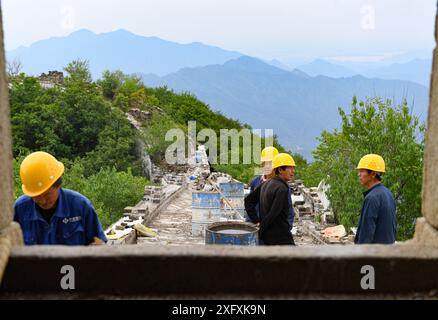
105;183;186;245
0;5;23;286
39;71;64;88
415;10;438;247
1;244;438;298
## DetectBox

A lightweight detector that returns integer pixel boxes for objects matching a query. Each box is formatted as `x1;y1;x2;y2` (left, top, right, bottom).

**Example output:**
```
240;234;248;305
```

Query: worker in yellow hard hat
244;147;278;224
246;153;296;245
250;146;279;192
14;151;107;245
355;154;396;244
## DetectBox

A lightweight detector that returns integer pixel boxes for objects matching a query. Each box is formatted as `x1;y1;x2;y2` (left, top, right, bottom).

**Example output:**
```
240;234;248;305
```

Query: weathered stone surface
123;207;134;214
0;223;22;284
413;217;438;247
2;244;438;297
0;237;11;285
128;108;151;122
38;71;64;88
0;222;23;247
0;7;13;230
136;208;148;214
138;189;204;246
422;12;438;229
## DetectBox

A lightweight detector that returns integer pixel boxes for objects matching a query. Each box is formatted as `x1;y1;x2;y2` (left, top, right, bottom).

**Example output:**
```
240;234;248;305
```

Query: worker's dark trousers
259;236;295;246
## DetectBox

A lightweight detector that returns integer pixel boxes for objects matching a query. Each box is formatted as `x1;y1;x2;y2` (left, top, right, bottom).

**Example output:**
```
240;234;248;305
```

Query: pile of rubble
163;173;186;186
128;108;152;122
290;179;354;245
39;71;64;89
184;145;234;191
291;180;335;224
189;170;234;192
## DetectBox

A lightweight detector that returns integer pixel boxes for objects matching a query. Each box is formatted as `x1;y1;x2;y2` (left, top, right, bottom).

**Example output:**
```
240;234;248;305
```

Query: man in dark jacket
355;154;396;244
246;147;294;227
257;153;296;245
247;147;278;223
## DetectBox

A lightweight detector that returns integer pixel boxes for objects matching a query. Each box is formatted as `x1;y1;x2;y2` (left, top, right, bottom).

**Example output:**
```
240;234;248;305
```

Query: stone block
136;208;148;215
0;222;23;247
413;217;438;247
124;207;134;214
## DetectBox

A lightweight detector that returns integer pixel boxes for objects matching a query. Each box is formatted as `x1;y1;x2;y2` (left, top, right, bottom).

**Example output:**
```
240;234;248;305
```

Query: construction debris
288;178;354;245
106;141;355;247
321;225;347;242
133;224;158;237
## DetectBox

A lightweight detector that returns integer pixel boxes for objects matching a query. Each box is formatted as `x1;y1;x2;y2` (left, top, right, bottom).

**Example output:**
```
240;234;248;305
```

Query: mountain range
294;58;432;87
6;29;242;77
7;29;430;159
141;56;429;159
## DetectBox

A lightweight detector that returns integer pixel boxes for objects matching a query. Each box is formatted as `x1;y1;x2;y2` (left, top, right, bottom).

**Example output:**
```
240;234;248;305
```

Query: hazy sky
2;0;436;62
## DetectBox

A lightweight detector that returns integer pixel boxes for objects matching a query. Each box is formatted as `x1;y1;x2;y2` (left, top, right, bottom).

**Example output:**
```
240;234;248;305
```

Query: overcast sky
2;0;436;62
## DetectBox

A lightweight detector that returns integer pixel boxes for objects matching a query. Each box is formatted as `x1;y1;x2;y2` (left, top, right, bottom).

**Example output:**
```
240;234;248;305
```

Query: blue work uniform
355;183;397;244
247;175;294;228
250;175;263;193
14;188;107;245
248;176;263;223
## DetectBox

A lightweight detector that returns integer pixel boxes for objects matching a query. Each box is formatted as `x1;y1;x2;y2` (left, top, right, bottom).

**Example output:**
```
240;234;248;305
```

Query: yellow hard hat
20;151;64;197
261;146;279;162
272;153;296;169
357;154;385;173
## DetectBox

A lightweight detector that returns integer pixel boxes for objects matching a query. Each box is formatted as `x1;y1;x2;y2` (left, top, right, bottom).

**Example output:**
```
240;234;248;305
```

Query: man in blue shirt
14;151;107;245
355;154;396;244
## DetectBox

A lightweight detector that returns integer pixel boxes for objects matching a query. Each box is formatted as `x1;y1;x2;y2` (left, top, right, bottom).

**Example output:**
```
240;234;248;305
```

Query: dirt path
137;189;205;246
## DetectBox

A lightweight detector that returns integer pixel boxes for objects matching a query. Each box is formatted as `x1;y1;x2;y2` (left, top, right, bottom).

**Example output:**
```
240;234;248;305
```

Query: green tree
12;155;26;199
59;75;110;157
141;112;186;164
9;62;138;177
9;75;71;157
117;75;143;97
98;69;125;99
62;161;148;228
64;59;93;83
82;107;137;176
310;97;425;240
291;153;309;181
129;88;146;109
113;93;130;111
145;94;159;107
